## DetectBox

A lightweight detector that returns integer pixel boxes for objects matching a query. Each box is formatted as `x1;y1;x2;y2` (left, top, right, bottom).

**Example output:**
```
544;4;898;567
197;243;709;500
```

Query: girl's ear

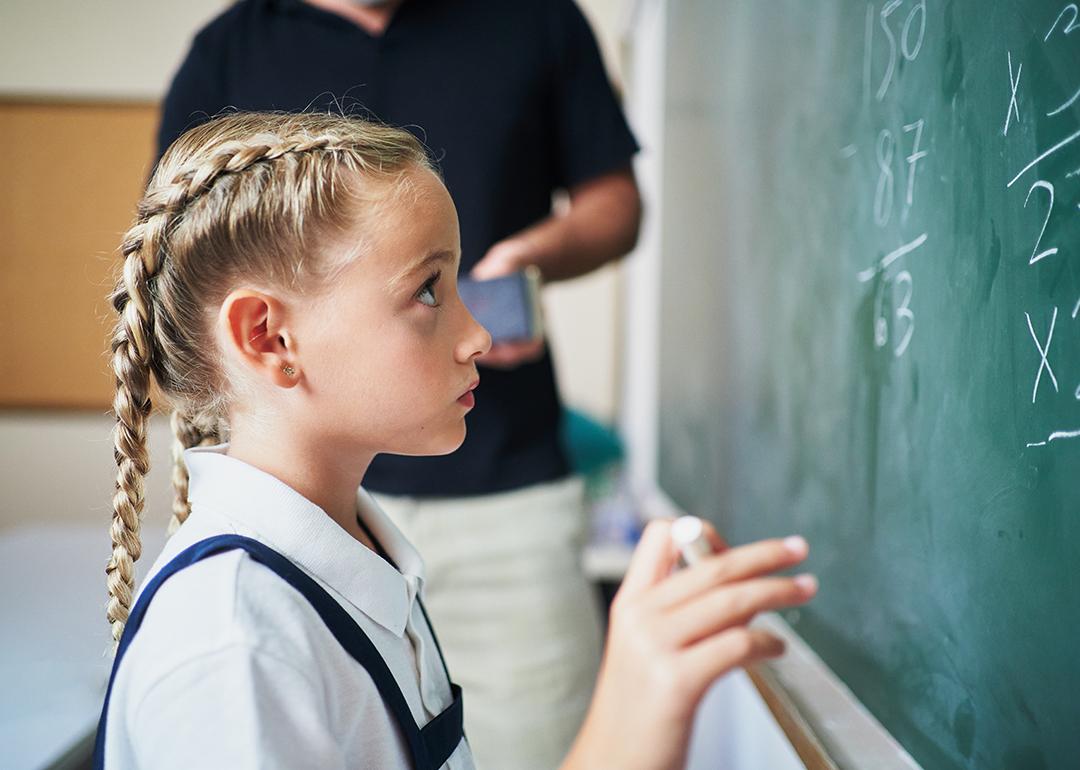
220;289;300;388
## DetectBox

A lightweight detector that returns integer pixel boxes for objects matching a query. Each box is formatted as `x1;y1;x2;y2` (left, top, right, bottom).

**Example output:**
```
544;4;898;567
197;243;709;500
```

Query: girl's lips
457;377;479;408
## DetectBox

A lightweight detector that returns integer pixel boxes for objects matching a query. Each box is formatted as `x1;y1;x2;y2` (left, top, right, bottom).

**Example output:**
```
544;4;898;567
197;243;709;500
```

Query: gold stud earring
282;364;296;377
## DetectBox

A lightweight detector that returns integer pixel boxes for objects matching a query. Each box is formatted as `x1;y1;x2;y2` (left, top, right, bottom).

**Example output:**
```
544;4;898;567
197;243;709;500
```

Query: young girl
98;111;817;769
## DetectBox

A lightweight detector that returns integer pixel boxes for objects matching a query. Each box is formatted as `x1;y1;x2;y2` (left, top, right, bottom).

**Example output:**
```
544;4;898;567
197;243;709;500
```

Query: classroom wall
0;1;229;101
0;0;629;530
0;101;160;409
0;412;178;532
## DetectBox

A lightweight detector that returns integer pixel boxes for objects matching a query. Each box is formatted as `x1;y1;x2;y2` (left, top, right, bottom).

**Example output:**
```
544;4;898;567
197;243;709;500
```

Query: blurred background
0;1;660;767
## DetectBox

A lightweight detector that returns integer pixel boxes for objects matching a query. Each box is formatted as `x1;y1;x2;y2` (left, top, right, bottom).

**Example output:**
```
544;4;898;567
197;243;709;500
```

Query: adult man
157;1;640;766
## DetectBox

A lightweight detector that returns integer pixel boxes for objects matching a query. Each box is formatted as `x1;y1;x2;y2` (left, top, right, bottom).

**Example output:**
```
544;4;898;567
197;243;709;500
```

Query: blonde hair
106;111;433;643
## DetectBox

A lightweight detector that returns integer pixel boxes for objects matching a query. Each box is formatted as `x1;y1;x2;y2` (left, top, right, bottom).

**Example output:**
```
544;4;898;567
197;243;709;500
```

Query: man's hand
469;166;641;369
470;236;546;369
470;237;533;281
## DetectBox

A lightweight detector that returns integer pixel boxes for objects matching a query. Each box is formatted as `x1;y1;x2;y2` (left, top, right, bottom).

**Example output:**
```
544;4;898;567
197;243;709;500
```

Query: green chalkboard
655;2;1080;768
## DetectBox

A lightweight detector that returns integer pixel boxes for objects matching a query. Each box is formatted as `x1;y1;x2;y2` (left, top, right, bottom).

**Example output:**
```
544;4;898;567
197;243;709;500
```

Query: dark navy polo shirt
156;0;640;497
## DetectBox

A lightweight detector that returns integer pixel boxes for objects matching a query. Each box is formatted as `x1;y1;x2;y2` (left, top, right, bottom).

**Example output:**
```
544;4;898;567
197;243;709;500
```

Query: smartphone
457;265;544;343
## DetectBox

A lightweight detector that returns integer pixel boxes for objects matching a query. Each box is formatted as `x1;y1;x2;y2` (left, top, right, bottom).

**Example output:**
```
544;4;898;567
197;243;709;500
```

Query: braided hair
106;112;433;643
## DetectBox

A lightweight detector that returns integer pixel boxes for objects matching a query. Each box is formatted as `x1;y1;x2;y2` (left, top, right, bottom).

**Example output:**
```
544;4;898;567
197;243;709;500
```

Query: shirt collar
183;443;424;637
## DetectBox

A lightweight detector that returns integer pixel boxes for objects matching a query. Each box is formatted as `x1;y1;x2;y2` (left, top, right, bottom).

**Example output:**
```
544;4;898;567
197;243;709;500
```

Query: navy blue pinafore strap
93;535;465;770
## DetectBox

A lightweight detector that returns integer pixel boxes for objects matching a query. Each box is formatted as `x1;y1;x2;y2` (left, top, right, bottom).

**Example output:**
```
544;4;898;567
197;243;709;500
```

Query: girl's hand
564;519;817;770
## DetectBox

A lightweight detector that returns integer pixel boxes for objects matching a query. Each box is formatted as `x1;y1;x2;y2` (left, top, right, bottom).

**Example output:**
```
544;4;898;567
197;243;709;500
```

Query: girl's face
294;168;491;459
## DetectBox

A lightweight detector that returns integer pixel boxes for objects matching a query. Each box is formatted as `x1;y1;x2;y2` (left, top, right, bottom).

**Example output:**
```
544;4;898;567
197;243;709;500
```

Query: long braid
106;220;159;644
104;130;356;644
167;410;218;535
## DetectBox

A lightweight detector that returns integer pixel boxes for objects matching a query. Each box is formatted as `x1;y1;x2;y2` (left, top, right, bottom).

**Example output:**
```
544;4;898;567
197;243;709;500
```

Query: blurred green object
559;408;624;476
561;408;641;550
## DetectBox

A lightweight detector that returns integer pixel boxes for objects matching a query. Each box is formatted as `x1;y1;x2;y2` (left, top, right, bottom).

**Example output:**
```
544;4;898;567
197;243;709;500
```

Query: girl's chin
434;424;468;455
396;423;467;457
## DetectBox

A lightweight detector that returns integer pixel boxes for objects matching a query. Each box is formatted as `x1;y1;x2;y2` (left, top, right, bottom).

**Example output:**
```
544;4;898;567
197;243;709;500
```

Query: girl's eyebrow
386;248;457;291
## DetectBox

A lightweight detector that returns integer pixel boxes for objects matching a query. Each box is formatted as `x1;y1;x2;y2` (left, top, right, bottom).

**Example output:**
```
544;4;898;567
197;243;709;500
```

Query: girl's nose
457;305;492;362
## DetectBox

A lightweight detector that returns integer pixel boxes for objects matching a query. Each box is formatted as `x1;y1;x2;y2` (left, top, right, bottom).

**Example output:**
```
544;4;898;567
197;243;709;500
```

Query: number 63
873;270;914;358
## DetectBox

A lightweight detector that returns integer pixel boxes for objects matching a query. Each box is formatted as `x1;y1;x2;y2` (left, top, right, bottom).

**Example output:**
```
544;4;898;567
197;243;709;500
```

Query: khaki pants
371;476;604;770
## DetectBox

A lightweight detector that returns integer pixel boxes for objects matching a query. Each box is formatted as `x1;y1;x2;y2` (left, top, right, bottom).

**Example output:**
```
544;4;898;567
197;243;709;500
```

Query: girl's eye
416;270;441;308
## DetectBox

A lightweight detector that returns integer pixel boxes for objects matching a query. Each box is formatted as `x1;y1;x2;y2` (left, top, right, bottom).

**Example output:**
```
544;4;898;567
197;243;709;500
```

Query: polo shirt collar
183;443;424;638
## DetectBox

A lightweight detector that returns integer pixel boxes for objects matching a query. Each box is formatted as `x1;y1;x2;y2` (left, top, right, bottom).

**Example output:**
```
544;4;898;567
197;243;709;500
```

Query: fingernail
784;536;808;556
795;574;818;594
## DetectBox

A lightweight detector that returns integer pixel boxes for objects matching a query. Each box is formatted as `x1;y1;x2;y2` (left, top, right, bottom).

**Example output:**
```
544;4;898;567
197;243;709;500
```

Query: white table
0;523;164;770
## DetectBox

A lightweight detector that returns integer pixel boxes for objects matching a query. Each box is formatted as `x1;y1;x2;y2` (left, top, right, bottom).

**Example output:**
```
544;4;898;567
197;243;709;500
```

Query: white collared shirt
103;444;475;770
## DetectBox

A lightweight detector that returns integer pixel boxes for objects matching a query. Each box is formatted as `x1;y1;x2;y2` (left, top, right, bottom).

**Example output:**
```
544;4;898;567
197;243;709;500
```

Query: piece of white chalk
672;515;714;566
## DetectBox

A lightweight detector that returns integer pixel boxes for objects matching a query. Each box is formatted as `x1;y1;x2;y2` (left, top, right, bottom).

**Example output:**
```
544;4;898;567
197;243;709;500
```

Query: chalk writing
1011;5;1080;448
857;1;931;361
1025;307;1059;404
1005;52;1022;136
1023;180;1058;264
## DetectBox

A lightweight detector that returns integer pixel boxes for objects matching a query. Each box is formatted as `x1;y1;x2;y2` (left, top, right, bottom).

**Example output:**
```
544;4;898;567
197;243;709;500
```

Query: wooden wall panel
0;101;158;409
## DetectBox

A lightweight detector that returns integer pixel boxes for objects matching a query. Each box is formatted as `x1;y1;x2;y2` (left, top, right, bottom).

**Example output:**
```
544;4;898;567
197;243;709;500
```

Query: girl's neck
225;427;378;551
